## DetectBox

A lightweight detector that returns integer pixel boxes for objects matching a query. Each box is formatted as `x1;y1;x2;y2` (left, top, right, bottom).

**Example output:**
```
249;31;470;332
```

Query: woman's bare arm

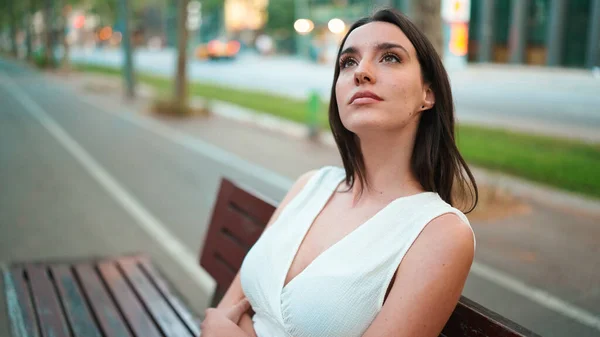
214;170;318;336
361;213;475;337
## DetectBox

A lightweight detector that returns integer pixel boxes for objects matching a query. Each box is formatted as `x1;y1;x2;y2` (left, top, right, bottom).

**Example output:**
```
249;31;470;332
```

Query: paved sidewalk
48;70;600;337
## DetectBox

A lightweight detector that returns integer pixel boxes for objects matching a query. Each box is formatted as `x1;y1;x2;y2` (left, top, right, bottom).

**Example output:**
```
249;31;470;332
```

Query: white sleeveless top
240;166;474;337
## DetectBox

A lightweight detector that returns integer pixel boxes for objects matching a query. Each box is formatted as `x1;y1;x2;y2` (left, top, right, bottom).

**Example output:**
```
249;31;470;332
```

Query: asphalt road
1;58;599;337
0;59;290;336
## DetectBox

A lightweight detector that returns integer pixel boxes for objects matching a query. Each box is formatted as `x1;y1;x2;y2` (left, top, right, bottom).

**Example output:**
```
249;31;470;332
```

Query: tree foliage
265;0;296;39
201;0;224;14
265;0;295;34
78;0;166;25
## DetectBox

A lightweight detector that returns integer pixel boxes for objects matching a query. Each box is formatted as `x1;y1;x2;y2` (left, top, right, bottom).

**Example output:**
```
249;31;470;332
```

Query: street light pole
478;0;495;63
585;0;600;69
508;0;528;64
546;0;567;66
294;0;310;59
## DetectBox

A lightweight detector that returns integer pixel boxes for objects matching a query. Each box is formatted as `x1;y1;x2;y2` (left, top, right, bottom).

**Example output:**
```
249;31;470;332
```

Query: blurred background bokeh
0;1;599;336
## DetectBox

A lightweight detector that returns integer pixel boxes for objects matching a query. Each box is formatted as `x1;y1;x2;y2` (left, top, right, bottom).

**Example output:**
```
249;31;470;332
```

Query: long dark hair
328;8;478;213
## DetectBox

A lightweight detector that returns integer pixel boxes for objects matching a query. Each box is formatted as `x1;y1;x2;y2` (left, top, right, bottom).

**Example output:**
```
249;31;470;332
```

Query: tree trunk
174;0;189;110
26;0;37;61
44;0;54;67
8;0;19;57
60;0;69;68
410;0;443;56
119;0;135;98
25;13;33;60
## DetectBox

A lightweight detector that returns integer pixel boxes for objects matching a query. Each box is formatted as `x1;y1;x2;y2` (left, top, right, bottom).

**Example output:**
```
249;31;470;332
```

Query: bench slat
117;257;194;337
3;268;40;337
210;253;238;292
215;227;250;271
6;256;199;337
228;181;277;225
219;207;266;248
201;179;276;302
26;265;71;337
74;264;133;337
51;265;103;337
137;257;201;336
97;260;163;337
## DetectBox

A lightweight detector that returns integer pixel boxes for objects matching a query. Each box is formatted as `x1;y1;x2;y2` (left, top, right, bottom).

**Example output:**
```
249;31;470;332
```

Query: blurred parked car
195;38;241;60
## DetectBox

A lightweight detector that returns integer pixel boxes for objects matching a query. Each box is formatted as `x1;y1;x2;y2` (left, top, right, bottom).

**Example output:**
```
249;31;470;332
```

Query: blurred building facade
468;0;600;68
195;0;599;69
297;0;599;69
303;0;371;62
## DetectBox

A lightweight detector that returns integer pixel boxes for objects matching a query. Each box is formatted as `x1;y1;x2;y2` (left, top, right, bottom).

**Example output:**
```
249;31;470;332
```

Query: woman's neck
350;127;423;205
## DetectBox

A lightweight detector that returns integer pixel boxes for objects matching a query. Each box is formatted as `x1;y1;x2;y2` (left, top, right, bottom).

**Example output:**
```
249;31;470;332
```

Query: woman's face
335;21;434;134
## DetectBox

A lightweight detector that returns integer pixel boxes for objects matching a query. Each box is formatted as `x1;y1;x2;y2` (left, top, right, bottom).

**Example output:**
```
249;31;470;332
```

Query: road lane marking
0;73;217;304
471;262;600;331
75;93;293;197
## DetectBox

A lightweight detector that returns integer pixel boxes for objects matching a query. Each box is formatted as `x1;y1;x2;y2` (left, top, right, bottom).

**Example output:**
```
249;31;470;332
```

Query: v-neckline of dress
279;173;434;297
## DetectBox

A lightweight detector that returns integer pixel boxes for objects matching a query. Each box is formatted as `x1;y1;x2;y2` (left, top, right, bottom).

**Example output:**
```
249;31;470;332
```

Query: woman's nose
354;62;376;85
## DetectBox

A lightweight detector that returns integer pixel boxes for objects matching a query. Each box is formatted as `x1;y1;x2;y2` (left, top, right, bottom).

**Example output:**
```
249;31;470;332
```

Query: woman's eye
340;58;357;68
382;54;400;63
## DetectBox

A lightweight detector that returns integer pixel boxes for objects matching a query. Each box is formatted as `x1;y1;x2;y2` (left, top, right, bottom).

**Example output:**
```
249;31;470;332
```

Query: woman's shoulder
276;166;344;213
416;193;476;250
290;169;319;195
288;166;344;197
413;193;471;226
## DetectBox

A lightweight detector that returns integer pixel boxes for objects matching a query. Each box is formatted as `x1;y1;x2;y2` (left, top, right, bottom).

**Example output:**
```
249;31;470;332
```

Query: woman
201;8;478;337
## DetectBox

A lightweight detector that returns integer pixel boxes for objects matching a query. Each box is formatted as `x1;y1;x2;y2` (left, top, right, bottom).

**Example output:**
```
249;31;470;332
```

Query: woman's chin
342;114;392;133
344;123;392;138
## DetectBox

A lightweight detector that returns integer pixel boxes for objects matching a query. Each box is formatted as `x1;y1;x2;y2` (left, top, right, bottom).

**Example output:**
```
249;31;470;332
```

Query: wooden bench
3;254;200;337
2;177;542;337
200;178;542;337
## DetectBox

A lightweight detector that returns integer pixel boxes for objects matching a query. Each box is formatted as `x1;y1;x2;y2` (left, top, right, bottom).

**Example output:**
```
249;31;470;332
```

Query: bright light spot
98;26;113;41
294;19;314;35
449;22;468;56
453;0;461;12
227;40;241;54
328;18;345;34
188;0;201;13
187;16;201;30
73;15;85;29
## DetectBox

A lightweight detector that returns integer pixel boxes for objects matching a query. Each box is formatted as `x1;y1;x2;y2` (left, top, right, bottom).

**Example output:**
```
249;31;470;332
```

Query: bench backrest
200;178;276;307
200;178;540;337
